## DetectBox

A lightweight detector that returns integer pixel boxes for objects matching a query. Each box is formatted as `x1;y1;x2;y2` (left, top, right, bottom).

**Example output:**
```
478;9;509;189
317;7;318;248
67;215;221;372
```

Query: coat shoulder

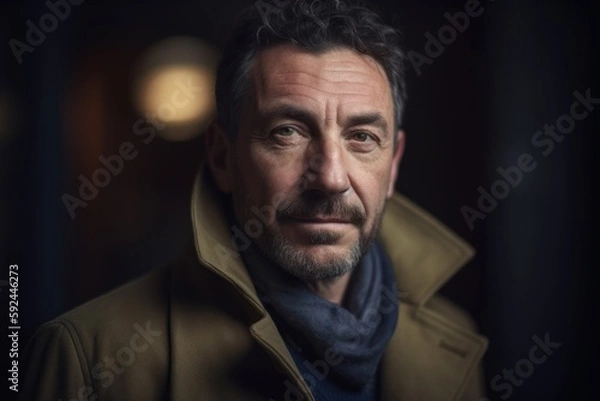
21;265;173;401
59;264;170;328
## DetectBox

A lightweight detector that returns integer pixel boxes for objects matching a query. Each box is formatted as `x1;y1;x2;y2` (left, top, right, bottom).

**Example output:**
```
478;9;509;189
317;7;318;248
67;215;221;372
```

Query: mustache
277;192;366;227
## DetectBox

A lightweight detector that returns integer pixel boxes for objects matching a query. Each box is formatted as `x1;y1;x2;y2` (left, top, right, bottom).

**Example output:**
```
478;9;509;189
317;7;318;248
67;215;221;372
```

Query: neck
304;272;353;305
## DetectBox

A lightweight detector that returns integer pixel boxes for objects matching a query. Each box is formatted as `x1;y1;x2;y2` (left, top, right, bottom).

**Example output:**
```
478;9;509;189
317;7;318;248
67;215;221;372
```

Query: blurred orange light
133;37;218;142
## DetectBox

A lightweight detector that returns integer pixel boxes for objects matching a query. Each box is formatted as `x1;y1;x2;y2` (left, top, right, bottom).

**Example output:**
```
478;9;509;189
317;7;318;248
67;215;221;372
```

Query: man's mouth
286;215;353;224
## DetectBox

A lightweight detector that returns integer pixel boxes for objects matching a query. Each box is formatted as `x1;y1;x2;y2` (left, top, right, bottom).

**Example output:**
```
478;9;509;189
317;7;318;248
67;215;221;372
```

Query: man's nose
303;139;351;196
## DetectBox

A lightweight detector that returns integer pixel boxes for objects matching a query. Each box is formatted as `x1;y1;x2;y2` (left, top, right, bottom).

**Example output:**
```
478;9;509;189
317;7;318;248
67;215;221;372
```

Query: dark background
1;0;598;400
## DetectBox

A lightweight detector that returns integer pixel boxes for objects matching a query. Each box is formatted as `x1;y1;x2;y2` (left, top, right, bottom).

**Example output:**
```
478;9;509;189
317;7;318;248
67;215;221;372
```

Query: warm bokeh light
137;65;214;124
133;37;218;142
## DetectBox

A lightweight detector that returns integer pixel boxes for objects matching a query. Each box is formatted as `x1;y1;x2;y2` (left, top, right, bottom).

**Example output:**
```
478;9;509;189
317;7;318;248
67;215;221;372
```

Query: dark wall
2;0;598;400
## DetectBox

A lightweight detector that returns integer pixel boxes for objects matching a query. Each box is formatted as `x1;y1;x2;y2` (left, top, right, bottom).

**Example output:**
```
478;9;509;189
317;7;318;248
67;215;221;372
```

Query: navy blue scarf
240;239;399;391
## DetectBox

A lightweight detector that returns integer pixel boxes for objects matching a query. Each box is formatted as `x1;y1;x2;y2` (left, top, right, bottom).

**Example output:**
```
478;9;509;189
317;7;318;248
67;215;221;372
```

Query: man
21;1;488;400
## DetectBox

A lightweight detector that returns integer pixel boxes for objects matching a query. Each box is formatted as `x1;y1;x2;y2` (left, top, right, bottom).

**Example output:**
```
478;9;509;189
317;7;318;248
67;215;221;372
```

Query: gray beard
251;215;383;281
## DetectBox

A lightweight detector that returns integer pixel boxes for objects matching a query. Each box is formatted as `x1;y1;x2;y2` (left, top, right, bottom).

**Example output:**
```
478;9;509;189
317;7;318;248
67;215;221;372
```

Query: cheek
361;185;385;220
237;147;304;209
352;164;392;221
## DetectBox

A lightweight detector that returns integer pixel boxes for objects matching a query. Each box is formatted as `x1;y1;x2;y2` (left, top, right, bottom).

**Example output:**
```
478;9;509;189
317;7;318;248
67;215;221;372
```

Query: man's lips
284;216;352;224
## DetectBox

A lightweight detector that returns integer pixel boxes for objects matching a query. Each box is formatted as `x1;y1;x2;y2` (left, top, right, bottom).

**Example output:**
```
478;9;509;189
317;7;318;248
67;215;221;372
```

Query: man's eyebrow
345;112;389;134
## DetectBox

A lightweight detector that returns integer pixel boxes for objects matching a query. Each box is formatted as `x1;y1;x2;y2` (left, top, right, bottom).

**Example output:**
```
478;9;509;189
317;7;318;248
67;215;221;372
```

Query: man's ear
386;129;405;198
204;121;233;193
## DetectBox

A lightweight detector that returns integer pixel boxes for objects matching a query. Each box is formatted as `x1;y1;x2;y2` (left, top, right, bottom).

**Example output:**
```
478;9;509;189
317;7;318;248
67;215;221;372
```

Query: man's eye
273;126;298;137
268;126;306;147
352;132;373;142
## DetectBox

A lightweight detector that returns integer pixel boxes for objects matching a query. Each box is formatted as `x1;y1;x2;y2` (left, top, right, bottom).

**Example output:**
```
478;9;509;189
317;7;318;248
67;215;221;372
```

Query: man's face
213;44;404;281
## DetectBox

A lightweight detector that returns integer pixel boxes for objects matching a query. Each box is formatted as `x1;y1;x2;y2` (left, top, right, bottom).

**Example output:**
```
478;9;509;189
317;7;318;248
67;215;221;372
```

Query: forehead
248;44;393;118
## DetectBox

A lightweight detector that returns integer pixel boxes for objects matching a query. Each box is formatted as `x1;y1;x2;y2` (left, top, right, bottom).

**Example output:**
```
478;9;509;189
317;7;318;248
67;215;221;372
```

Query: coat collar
178;167;486;401
378;191;475;306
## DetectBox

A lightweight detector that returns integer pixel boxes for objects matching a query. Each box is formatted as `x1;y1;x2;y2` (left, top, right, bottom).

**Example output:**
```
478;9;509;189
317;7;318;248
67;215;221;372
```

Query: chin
254;224;367;280
276;240;363;281
300;243;352;261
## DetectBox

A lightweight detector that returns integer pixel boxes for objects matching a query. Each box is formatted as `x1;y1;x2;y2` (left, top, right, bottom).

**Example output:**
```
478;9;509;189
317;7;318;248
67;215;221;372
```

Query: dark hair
215;0;407;139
